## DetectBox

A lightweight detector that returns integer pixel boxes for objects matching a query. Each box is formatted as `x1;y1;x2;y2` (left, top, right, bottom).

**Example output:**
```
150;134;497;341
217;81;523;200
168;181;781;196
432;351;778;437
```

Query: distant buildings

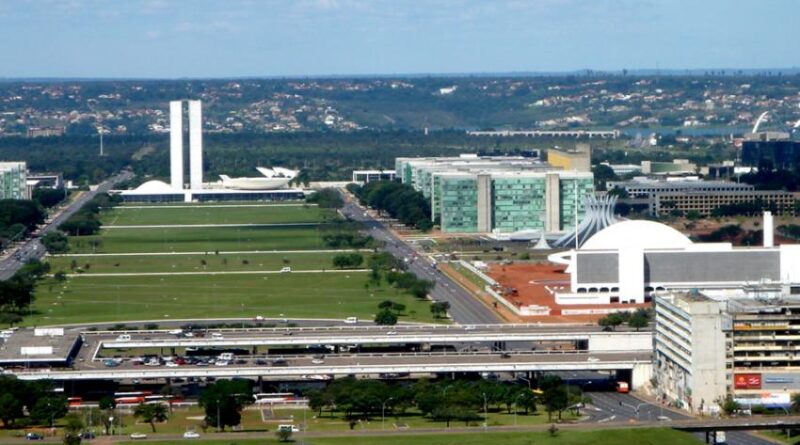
351;170;396;184
547;143;591;172
0;161;28;199
742;138;800;171
641;159;696;175
26;126;65;138
395;155;594;234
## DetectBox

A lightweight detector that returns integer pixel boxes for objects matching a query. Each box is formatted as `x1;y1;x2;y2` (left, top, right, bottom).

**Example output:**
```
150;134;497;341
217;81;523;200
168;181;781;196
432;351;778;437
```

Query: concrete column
169;101;184;190
188;100;203;190
764;211;774;247
476;174;492;232
545;173;561;232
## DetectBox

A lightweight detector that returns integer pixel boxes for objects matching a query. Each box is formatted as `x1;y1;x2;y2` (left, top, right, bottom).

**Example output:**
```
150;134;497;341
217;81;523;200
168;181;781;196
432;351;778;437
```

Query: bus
67;397;83;407
616;381;630;393
114;391;153;405
253;393;296;404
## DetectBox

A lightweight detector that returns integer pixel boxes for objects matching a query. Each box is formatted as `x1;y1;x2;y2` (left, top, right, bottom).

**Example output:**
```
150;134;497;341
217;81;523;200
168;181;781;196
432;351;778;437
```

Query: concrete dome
133;180;174;193
580;220;692;250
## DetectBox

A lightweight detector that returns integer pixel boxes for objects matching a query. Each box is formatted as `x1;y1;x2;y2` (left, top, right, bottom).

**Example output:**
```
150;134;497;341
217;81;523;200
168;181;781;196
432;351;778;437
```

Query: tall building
0;162;28;199
169;100;203;191
396;155;593;234
547;143;591;172
655;291;800;414
742;139;800;171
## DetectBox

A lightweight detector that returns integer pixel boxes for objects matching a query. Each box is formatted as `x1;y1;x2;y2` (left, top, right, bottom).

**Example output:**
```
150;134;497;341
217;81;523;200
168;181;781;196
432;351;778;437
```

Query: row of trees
306;188;344;209
349;181;433;231
0;199;45;248
598;308;651;331
306;376;587;427
0;377;68;429
59;193;121;237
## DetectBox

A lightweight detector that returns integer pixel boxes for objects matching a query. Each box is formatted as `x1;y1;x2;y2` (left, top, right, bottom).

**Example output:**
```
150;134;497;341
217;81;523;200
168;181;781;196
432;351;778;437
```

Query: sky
0;0;797;78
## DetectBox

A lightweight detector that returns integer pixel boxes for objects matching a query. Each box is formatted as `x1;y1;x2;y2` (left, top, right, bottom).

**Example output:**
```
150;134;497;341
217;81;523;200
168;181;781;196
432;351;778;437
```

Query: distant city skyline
0;0;797;78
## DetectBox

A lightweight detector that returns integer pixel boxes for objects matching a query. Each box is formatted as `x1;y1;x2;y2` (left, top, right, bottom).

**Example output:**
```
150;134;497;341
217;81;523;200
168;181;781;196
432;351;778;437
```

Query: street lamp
518;376;532;390
381;397;394;430
481;392;488;431
443;386;453;428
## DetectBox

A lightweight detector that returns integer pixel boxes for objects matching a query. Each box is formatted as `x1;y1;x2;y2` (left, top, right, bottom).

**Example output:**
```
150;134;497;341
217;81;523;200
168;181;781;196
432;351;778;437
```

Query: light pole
518;376;532;390
381;397;394;430
216;399;221;432
443;386;452;428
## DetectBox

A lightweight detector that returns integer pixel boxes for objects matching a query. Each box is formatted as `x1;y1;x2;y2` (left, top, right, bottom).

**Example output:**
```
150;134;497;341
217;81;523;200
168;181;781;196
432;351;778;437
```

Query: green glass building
0;162;28;200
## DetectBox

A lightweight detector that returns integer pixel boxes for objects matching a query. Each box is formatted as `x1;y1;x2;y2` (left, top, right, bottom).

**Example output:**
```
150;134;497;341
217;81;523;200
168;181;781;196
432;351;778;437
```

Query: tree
29;396;68;427
63;412;85;435
374;309;398;325
430;301;450;318
275;428;293;442
598;313;624;331
629;312;649;331
332;253;364;269
199;379;253;431
542;386;569;421
306;188;344;209
721;395;740;416
133;403;169;432
0;393;22;428
41;231;69;254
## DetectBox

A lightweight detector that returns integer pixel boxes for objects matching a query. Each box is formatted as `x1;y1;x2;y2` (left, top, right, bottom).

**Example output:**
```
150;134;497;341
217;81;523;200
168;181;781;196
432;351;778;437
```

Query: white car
311;358;325;364
344;317;358;324
130;433;148;440
166;362;179;368
215;360;230;367
385;331;397;335
280;266;292;273
183;431;200;439
168;329;183;335
211;333;224;340
116;334;132;341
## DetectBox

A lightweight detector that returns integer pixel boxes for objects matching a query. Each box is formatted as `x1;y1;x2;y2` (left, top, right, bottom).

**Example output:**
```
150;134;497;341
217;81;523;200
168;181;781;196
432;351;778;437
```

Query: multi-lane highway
0;170;132;280
340;198;502;324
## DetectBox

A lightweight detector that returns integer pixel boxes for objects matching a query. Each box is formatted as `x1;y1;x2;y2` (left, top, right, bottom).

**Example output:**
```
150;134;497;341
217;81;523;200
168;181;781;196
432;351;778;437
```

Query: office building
649;189;796;217
607;178;754;199
742;139;800;171
655;291;800;414
0;162;28;199
641;159;696;175
351;170;396;183
396;155;593;234
547;143;591;172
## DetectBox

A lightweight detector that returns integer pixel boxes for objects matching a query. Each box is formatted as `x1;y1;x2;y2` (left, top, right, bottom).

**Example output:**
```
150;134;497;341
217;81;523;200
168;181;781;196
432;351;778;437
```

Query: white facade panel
618;247;644;303
169;101;184;190
20;346;53;356
780;245;800;283
188;100;203;190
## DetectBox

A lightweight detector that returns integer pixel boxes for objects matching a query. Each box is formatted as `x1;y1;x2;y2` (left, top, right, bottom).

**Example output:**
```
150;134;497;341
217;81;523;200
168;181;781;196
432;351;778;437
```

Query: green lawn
67;226;329;254
48;251;354;274
30;272;437;325
113;428;700;445
103;205;330;226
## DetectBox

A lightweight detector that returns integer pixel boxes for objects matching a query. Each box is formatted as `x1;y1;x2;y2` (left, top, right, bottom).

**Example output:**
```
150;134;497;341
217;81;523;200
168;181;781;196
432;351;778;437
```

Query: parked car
280;266;292;273
25;433;43;441
130;433;148;440
183;431;200;439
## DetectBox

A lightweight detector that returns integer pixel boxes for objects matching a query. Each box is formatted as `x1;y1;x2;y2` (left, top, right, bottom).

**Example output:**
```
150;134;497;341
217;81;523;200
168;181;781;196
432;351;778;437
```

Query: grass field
48;251;355;274
30;272;436;325
68;226;329;254
103;205;329;226
112;428;701;445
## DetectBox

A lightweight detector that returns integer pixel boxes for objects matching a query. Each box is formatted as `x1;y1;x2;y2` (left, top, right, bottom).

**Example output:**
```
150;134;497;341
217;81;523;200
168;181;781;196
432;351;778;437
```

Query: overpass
8;350;652;384
468;130;620;139
91;324;652;352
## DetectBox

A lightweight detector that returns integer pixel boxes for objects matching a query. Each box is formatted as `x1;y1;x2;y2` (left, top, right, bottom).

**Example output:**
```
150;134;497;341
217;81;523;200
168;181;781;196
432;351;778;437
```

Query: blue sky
0;0;796;78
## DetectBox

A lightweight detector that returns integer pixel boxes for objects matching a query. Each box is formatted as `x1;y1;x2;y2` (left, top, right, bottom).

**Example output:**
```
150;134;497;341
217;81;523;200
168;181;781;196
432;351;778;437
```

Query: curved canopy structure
553;195;619;249
580;219;692;251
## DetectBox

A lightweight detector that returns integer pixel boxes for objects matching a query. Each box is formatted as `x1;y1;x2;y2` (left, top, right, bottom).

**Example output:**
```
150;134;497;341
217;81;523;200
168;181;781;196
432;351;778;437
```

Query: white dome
580;220;692;250
134;180;175;193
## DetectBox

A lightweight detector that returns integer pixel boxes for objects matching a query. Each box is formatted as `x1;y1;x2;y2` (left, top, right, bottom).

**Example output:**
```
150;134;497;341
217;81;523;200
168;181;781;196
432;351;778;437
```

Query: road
0;170;133;281
586;391;776;445
340;199;502;324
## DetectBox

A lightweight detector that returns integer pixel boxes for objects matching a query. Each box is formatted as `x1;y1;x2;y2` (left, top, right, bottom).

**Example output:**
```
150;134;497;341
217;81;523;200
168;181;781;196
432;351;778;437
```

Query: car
25;433;44;441
211;333;224;340
215;360;230;367
116;334;132;341
255;359;267;365
166;362;179;367
500;352;512;358
254;315;265;321
344;317;358;324
280;266;292;273
311;358;325;364
169;329;183;335
183;431;200;439
195;361;209;367
385;331;397;335
80;432;96;440
183;332;195;338
130;433;148;440
103;359;120;367
587;357;600;362
272;358;288;366
463;325;476;331
277;424;300;433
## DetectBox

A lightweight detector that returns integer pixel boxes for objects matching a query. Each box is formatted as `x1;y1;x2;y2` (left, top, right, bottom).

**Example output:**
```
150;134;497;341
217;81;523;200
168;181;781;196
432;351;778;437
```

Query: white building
548;212;800;306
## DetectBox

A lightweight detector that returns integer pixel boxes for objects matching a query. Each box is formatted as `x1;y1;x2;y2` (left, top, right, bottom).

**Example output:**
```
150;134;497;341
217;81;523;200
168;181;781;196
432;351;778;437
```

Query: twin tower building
169;100;204;191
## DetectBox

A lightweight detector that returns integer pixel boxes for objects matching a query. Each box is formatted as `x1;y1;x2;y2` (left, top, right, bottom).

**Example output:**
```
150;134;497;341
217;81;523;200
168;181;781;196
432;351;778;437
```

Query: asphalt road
0;170;132;281
340;199;502;324
586;391;776;445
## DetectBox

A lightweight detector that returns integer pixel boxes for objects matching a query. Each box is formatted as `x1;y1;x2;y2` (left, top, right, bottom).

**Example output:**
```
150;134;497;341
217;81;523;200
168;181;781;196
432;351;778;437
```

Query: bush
41;231;69;253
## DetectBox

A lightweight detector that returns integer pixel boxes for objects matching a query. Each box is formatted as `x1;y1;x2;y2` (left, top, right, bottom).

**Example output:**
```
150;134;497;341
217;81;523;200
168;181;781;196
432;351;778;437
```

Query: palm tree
134;403;169;432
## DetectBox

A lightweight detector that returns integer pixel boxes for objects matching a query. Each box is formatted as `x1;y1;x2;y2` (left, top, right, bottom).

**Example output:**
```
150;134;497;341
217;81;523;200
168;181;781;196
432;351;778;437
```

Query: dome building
547;213;800;305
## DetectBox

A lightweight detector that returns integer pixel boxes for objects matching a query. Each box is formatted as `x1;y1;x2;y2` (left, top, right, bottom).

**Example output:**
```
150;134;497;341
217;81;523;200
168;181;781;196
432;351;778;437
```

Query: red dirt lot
486;262;649;323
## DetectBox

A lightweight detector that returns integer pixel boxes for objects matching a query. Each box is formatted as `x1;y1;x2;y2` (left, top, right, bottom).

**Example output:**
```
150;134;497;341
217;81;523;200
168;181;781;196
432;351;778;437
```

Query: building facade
742;139;800;171
0;162;28;199
396;155;593;234
649;190;797;217
351;170;396;183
